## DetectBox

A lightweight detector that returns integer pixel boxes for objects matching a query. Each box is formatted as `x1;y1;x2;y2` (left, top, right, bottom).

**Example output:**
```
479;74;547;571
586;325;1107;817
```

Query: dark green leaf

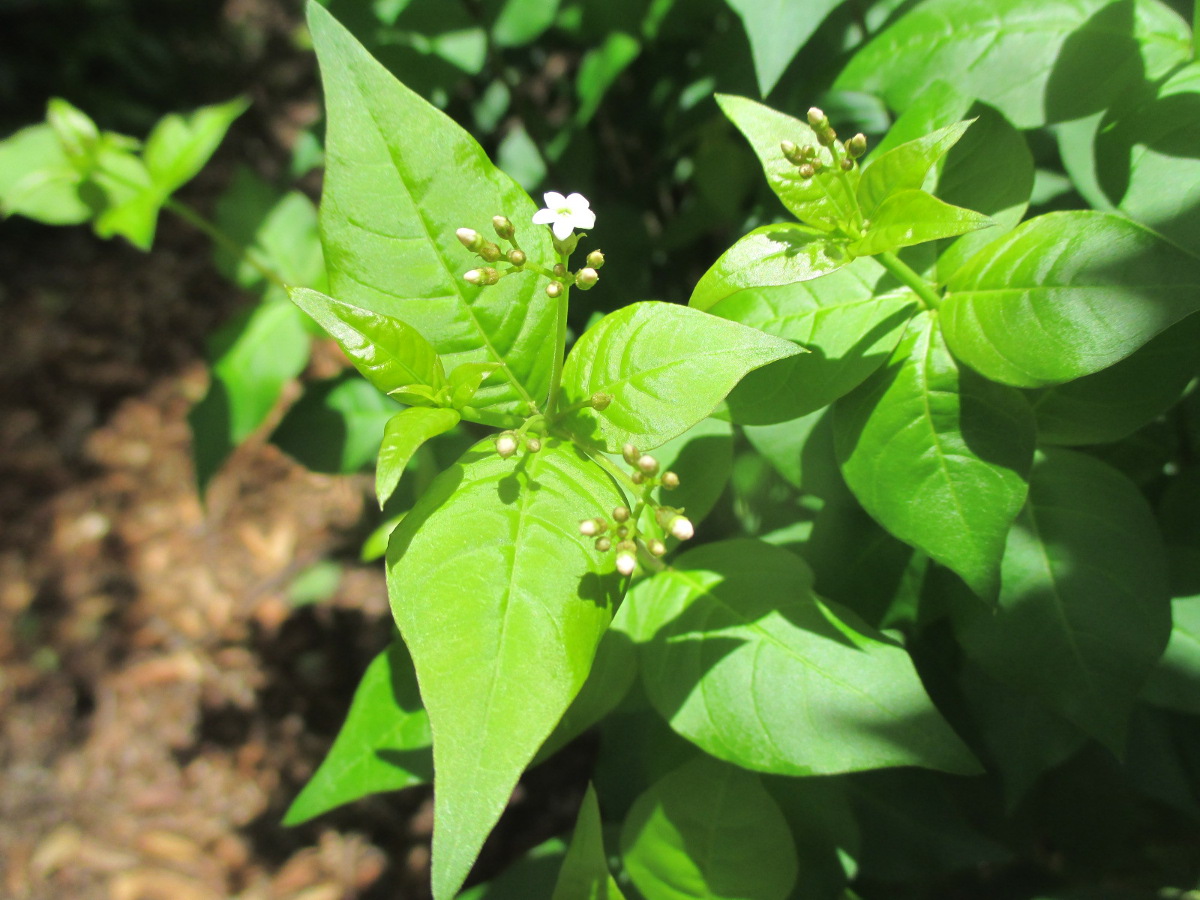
271;375;402;474
387;438;625;900
459;839;568;900
848;190;993;257
552;784;627;900
576;33;641;126
559;301;801;452
284;640;432;824
834;312;1035;599
622;539;978;775
1142;595;1200;714
376;407;461;508
726;0;844;96
942;211;1200;387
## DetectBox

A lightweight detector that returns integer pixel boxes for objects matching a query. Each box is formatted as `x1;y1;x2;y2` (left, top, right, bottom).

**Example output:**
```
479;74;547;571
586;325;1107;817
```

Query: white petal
542;191;567;209
572;207;596;230
532;208;557;225
565;192;590;212
552;218;574;240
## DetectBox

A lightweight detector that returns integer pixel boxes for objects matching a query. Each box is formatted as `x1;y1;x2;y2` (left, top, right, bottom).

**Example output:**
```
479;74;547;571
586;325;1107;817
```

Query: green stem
545;260;571;417
1194;0;1199;58
164;198;288;292
578;444;639;494
876;251;943;311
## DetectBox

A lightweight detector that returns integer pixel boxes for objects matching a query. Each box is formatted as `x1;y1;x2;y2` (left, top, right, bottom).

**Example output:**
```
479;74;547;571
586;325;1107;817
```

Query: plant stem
545;260;571;416
164;198;288;292
578;444;639;494
876;251;943;311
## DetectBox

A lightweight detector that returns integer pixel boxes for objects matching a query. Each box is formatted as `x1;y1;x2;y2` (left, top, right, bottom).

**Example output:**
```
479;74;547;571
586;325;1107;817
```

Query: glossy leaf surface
848;189;993;257
857;120;972;218
376;407;461;507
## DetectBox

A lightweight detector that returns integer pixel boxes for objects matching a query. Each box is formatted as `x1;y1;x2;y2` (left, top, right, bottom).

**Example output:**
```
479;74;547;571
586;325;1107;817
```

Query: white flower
669;515;694;541
616;552;637;576
532;191;595;240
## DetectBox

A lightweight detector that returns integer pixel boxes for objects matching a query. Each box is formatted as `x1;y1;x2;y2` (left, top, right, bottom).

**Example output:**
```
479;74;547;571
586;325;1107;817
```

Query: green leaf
726;0;843;96
835;0;1192;128
576;32;641;126
376;407;461;508
459;839;567;900
955;448;1172;752
559;301;802;452
283;640;432;825
715;94;859;233
90;145;159;249
636;417;734;525
143;97;249;196
1026;313;1200;446
387;438;625;900
493;0;561;47
0;124;92;224
308;1;556;419
711;258;919;424
622;539;978;776
857;120;973;219
1142;595;1200;715
620;756;798;900
688;223;851;312
552;784;627;900
448;361;502;410
271;374;402;474
941;211;1200;387
189;300;312;491
288;287;447;396
848;190;993;257
743;408;851;504
834;312;1035;600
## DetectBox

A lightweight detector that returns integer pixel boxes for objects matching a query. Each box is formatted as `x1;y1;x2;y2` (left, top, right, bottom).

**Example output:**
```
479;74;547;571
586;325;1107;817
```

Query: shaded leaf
552;784;627;900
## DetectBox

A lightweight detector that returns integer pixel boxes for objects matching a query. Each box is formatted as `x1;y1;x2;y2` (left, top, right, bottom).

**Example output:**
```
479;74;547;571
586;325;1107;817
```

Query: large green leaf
848;189;993;257
386;438;625;900
376;407;461;507
143;97;249;196
715;94;860;233
288;287;447;397
558;301;801;452
836;0;1192;128
620;756;798;900
622;540;978;776
551;784;627;900
955;449;1172;752
834;312;1035;599
857;120;973;219
283;640;432;825
726;0;844;96
941;211;1200;388
309;1;556;418
689;223;851;312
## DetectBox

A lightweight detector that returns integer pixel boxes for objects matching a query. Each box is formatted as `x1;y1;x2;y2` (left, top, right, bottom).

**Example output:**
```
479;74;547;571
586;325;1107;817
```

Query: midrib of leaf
914;324;974;543
348;67;537;410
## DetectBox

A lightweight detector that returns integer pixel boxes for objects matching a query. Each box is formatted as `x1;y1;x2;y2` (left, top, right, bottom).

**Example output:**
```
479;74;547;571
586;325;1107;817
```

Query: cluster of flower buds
459;214;530;287
780;108;869;179
494;430;542;458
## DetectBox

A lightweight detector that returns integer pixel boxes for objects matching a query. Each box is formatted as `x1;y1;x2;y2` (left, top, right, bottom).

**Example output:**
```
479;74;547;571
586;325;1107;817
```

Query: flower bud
780;140;801;164
546;282;564;298
595;537;612;552
669;515;694;541
496;433;518;457
637;454;659;475
661;470;680;489
622;444;639;465
616;552;636;576
632;471;645;485
507;249;527;267
586;249;605;269
464;267;500;286
840;158;854;171
580;518;599;536
590;392;612;411
647;538;666;557
526;438;542;453
616;526;629;538
810;158;824;173
847;133;867;158
801;144;817;159
552;263;567;277
617;539;637;552
456;227;484;251
575;267;599;290
479;242;502;262
798;163;815;179
817;126;837;147
612;505;630;523
492;215;515;239
807;107;828;129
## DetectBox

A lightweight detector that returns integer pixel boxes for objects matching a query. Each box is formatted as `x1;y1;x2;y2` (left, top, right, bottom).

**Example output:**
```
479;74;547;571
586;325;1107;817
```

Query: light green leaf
848;190;993;257
622;539;978;776
493;0;561;47
836;0;1192;128
726;0;843;97
0;124;92;224
688;223;851;312
941;211;1200;387
559;301;802;452
1142;595;1200;715
552;784;627;900
857;120;973;219
620;756;798;900
955;448;1172;752
143;97;249;195
283;640;432;825
576;32;641;126
91;145;159;249
271;375;402;474
289;287;447;396
390;384;443;407
459;839;567;900
635;417;734;525
309;1;556;419
387;438;625;900
834;312;1035;599
709;257;919;424
715;93;859;233
448;361;503;410
376;407;461;508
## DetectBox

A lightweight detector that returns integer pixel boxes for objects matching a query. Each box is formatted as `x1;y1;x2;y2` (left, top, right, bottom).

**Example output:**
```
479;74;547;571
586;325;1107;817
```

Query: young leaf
834;312;1035;600
551;784;627;900
288;287;447;396
143;97;250;196
558;301;801;452
688;223;851;311
715;94;859;232
387;438;625;900
835;0;1192;128
0;124;93;224
941;211;1200;387
448;361;503;410
857;120;973;219
308;1;556;418
847;189;993;257
283;640;432;825
376;407;461;508
708;258;919;424
726;0;843;97
955;448;1172;752
621;539;978;776
620;756;799;900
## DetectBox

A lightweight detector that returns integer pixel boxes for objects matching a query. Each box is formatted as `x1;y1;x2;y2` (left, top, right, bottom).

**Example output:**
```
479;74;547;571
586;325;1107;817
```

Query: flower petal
572;207;596;230
552;218;574;240
565;192;591;212
532;208;557;225
542;191;567;209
